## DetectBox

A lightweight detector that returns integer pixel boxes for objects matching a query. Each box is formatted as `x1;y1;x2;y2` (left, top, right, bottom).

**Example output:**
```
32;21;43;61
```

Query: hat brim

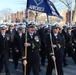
28;25;35;28
1;28;6;30
52;27;59;29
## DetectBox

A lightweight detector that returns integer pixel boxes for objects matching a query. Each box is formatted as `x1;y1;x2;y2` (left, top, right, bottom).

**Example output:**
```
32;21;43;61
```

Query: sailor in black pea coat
6;24;18;69
13;26;25;69
22;23;41;75
72;26;76;58
0;25;10;75
62;25;68;65
14;22;41;75
66;26;76;64
46;24;64;75
37;26;47;66
59;27;68;66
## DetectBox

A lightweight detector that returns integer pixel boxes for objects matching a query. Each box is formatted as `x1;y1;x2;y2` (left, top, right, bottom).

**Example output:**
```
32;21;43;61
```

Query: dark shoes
74;61;76;64
0;70;2;73
15;65;17;69
6;73;10;75
39;68;41;72
41;63;45;66
63;63;68;67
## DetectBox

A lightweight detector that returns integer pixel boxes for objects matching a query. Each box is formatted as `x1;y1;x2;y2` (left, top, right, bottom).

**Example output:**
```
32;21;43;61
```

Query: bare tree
0;8;12;22
72;0;76;22
50;16;62;24
52;0;73;24
51;0;71;10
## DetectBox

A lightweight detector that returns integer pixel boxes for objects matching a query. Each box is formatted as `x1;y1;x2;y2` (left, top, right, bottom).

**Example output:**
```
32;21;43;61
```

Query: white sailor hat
9;23;14;27
21;25;26;28
17;26;22;30
14;23;18;26
52;22;60;29
0;25;7;30
67;26;72;30
63;24;68;28
28;21;35;28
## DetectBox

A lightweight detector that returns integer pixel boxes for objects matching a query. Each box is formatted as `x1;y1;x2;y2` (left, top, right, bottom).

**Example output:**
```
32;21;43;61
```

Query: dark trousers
67;45;76;63
23;59;40;75
40;47;47;66
0;56;3;71
9;43;20;69
0;52;9;73
46;55;63;75
40;52;46;66
74;45;76;56
10;46;21;69
12;49;21;69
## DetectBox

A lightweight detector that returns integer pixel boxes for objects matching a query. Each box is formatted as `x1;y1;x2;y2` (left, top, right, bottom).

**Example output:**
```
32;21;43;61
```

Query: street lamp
70;0;72;25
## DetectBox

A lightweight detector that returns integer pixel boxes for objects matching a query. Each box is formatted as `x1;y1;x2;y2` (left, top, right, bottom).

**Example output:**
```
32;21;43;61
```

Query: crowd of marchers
0;21;76;75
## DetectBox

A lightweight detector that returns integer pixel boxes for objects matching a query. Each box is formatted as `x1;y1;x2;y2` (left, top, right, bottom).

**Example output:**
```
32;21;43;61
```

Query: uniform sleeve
13;34;18;50
21;33;27;61
46;34;54;56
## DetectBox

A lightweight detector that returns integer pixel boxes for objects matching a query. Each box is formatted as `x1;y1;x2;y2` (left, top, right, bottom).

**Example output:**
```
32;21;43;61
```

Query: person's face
1;29;6;34
18;30;22;34
53;28;59;34
68;29;71;33
10;26;14;30
14;25;18;29
59;29;62;33
22;28;26;31
6;26;9;30
28;27;35;34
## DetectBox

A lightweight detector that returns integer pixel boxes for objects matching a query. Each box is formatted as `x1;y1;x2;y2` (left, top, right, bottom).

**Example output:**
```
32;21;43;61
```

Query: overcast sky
0;0;75;13
0;0;27;12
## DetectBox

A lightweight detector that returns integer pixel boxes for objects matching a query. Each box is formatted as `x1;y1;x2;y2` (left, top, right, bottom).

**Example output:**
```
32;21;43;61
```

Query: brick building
11;10;75;25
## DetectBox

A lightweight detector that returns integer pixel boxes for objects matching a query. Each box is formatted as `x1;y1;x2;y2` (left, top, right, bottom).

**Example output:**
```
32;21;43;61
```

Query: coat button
32;50;33;52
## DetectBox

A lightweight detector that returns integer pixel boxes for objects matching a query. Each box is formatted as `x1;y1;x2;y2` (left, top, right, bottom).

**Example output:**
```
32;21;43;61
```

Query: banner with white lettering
27;0;63;19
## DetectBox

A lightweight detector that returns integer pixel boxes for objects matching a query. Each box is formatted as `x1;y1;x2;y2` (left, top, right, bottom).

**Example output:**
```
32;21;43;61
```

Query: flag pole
50;34;58;75
35;11;38;22
24;29;27;75
47;14;49;23
24;0;28;75
47;14;58;75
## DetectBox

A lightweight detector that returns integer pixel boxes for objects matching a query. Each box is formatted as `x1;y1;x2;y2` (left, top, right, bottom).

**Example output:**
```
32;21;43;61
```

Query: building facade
11;10;76;25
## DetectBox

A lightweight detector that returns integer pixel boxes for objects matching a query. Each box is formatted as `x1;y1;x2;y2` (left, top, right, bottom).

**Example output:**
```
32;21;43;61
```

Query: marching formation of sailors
0;21;76;75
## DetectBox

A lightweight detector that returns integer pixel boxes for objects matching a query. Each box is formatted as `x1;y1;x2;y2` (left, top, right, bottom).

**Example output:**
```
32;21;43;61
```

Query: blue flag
27;0;63;19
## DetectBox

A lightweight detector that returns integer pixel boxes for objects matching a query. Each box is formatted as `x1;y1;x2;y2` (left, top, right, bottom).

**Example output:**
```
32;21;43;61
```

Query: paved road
1;57;76;75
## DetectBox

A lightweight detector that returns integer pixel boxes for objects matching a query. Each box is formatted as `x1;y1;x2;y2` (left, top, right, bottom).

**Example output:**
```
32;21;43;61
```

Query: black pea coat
25;32;41;61
14;32;41;75
66;32;76;57
14;33;25;57
6;29;17;48
0;32;10;73
0;33;9;55
46;32;64;75
36;28;47;58
14;32;41;61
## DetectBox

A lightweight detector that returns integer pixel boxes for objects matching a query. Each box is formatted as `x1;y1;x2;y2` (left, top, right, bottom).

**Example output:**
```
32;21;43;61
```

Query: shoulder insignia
34;36;39;42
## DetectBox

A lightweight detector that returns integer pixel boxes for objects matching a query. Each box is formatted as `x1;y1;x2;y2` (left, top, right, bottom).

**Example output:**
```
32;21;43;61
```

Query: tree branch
59;0;71;10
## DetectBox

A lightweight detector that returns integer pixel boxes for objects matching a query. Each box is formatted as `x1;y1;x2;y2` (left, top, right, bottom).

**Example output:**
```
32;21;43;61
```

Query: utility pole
73;0;76;13
72;0;76;23
75;0;76;9
35;11;38;22
20;4;23;23
70;0;72;25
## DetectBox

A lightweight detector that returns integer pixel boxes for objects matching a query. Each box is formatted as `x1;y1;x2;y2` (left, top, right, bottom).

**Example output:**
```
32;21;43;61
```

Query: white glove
52;56;56;61
51;44;57;48
24;43;31;47
15;50;19;52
